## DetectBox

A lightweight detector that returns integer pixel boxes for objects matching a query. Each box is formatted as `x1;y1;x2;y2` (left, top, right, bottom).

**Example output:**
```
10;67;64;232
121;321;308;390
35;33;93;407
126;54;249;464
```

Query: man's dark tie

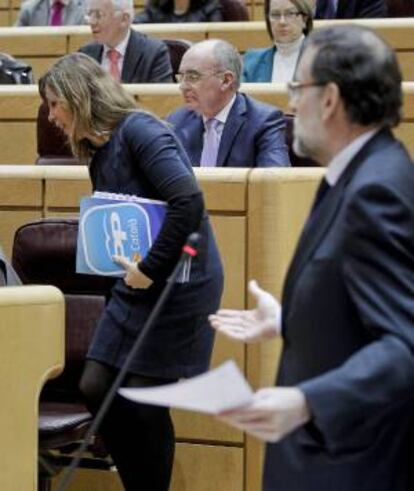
310;177;330;215
316;0;336;19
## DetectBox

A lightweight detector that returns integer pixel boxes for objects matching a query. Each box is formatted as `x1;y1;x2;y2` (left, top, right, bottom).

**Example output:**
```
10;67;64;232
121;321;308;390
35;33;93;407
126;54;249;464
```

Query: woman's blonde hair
39;53;137;158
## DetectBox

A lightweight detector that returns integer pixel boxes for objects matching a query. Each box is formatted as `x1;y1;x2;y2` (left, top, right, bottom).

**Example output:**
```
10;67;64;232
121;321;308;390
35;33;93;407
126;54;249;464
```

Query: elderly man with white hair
80;0;173;82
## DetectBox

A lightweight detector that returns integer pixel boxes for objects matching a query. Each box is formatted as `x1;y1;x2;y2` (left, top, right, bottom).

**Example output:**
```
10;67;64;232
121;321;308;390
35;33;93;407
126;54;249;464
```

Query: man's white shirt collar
203;94;237;127
50;0;69;7
326;129;379;186
103;29;131;60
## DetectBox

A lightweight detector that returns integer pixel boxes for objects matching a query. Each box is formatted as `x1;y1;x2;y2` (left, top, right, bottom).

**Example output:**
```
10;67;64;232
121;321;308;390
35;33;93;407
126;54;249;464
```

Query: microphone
181;232;200;258
55;233;201;491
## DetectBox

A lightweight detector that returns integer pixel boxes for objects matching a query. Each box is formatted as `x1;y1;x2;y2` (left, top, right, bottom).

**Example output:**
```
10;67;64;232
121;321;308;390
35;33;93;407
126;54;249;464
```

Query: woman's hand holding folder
113;255;153;289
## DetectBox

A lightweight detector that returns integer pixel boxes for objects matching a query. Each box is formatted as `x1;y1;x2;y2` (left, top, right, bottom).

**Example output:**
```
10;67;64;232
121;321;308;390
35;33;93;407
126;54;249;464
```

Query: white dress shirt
272;35;304;83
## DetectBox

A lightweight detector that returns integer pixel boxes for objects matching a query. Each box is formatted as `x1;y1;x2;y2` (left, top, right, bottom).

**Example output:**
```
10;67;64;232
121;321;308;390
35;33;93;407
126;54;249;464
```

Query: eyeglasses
84;9;111;21
287;81;327;101
268;9;302;21
175;70;223;84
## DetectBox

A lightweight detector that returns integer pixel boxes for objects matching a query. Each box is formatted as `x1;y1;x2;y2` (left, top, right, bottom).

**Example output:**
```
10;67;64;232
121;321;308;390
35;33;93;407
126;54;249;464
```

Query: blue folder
76;192;166;276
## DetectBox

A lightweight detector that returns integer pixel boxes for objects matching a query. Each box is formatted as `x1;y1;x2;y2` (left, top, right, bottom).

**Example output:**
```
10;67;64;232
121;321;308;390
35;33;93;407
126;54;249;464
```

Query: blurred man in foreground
210;24;414;491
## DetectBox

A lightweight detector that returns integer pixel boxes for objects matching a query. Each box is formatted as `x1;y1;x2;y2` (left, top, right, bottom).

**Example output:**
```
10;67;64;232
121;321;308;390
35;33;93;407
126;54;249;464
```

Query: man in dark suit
315;0;387;18
167;40;290;168
210;25;414;491
80;0;173;82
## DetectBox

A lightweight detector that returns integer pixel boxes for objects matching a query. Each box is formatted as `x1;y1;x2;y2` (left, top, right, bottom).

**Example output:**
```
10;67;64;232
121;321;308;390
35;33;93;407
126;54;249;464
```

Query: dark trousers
80;360;177;491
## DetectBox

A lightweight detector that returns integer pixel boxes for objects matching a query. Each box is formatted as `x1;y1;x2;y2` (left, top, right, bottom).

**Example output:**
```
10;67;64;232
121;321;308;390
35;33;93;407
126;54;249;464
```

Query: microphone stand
54;233;200;491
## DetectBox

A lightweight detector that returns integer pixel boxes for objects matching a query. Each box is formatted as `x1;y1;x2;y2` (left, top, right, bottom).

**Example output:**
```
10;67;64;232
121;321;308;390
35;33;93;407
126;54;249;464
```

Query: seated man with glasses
80;0;173;83
167;39;290;168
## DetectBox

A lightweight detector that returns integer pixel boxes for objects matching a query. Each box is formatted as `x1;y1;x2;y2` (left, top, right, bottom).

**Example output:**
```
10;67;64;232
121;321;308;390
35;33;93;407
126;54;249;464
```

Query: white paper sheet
119;360;253;414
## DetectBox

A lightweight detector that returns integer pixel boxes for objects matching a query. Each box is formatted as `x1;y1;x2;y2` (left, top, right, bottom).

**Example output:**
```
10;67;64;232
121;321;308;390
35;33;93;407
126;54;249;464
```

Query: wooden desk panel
0;122;36;164
245;168;325;491
50;444;243;491
172;444;243;491
67;24;205;52
20;56;60;80
0;86;39;118
0;9;9;25
394;122;414;156
0;286;64;491
0;177;41;206
0;28;66;55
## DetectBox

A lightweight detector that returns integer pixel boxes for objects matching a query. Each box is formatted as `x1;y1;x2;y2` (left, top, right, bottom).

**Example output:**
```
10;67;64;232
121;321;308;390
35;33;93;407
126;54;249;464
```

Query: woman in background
243;0;313;82
134;0;222;23
39;52;223;491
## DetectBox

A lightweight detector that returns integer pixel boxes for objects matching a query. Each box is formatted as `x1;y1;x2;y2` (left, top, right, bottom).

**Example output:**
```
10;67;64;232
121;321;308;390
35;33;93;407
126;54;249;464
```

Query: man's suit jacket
263;130;414;491
79;29;173;83
166;93;290;167
316;0;387;18
16;0;85;26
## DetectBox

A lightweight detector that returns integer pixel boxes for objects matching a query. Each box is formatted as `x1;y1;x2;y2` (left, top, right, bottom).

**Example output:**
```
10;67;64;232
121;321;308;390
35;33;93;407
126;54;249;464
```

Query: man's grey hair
111;0;134;18
211;39;243;91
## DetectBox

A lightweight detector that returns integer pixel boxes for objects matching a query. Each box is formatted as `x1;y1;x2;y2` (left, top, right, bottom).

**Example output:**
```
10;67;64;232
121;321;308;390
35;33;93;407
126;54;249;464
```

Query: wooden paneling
0;177;41;205
127;84;183;117
174;409;244;442
45;179;92;209
67;31;91;52
0;286;64;491
20;56;61;80
206;21;268;50
394;122;414;156
210;215;246;310
397;52;414;82
0;210;42;257
196;168;249;212
0;87;39;118
50;444;243;491
0;9;9;25
0;122;36;164
171;444;243;491
0;29;66;55
244;168;325;491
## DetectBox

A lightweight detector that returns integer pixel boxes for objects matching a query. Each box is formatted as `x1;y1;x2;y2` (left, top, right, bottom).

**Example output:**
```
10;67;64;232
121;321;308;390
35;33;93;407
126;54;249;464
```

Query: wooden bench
0;284;64;491
0;19;413;78
0;82;413;165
